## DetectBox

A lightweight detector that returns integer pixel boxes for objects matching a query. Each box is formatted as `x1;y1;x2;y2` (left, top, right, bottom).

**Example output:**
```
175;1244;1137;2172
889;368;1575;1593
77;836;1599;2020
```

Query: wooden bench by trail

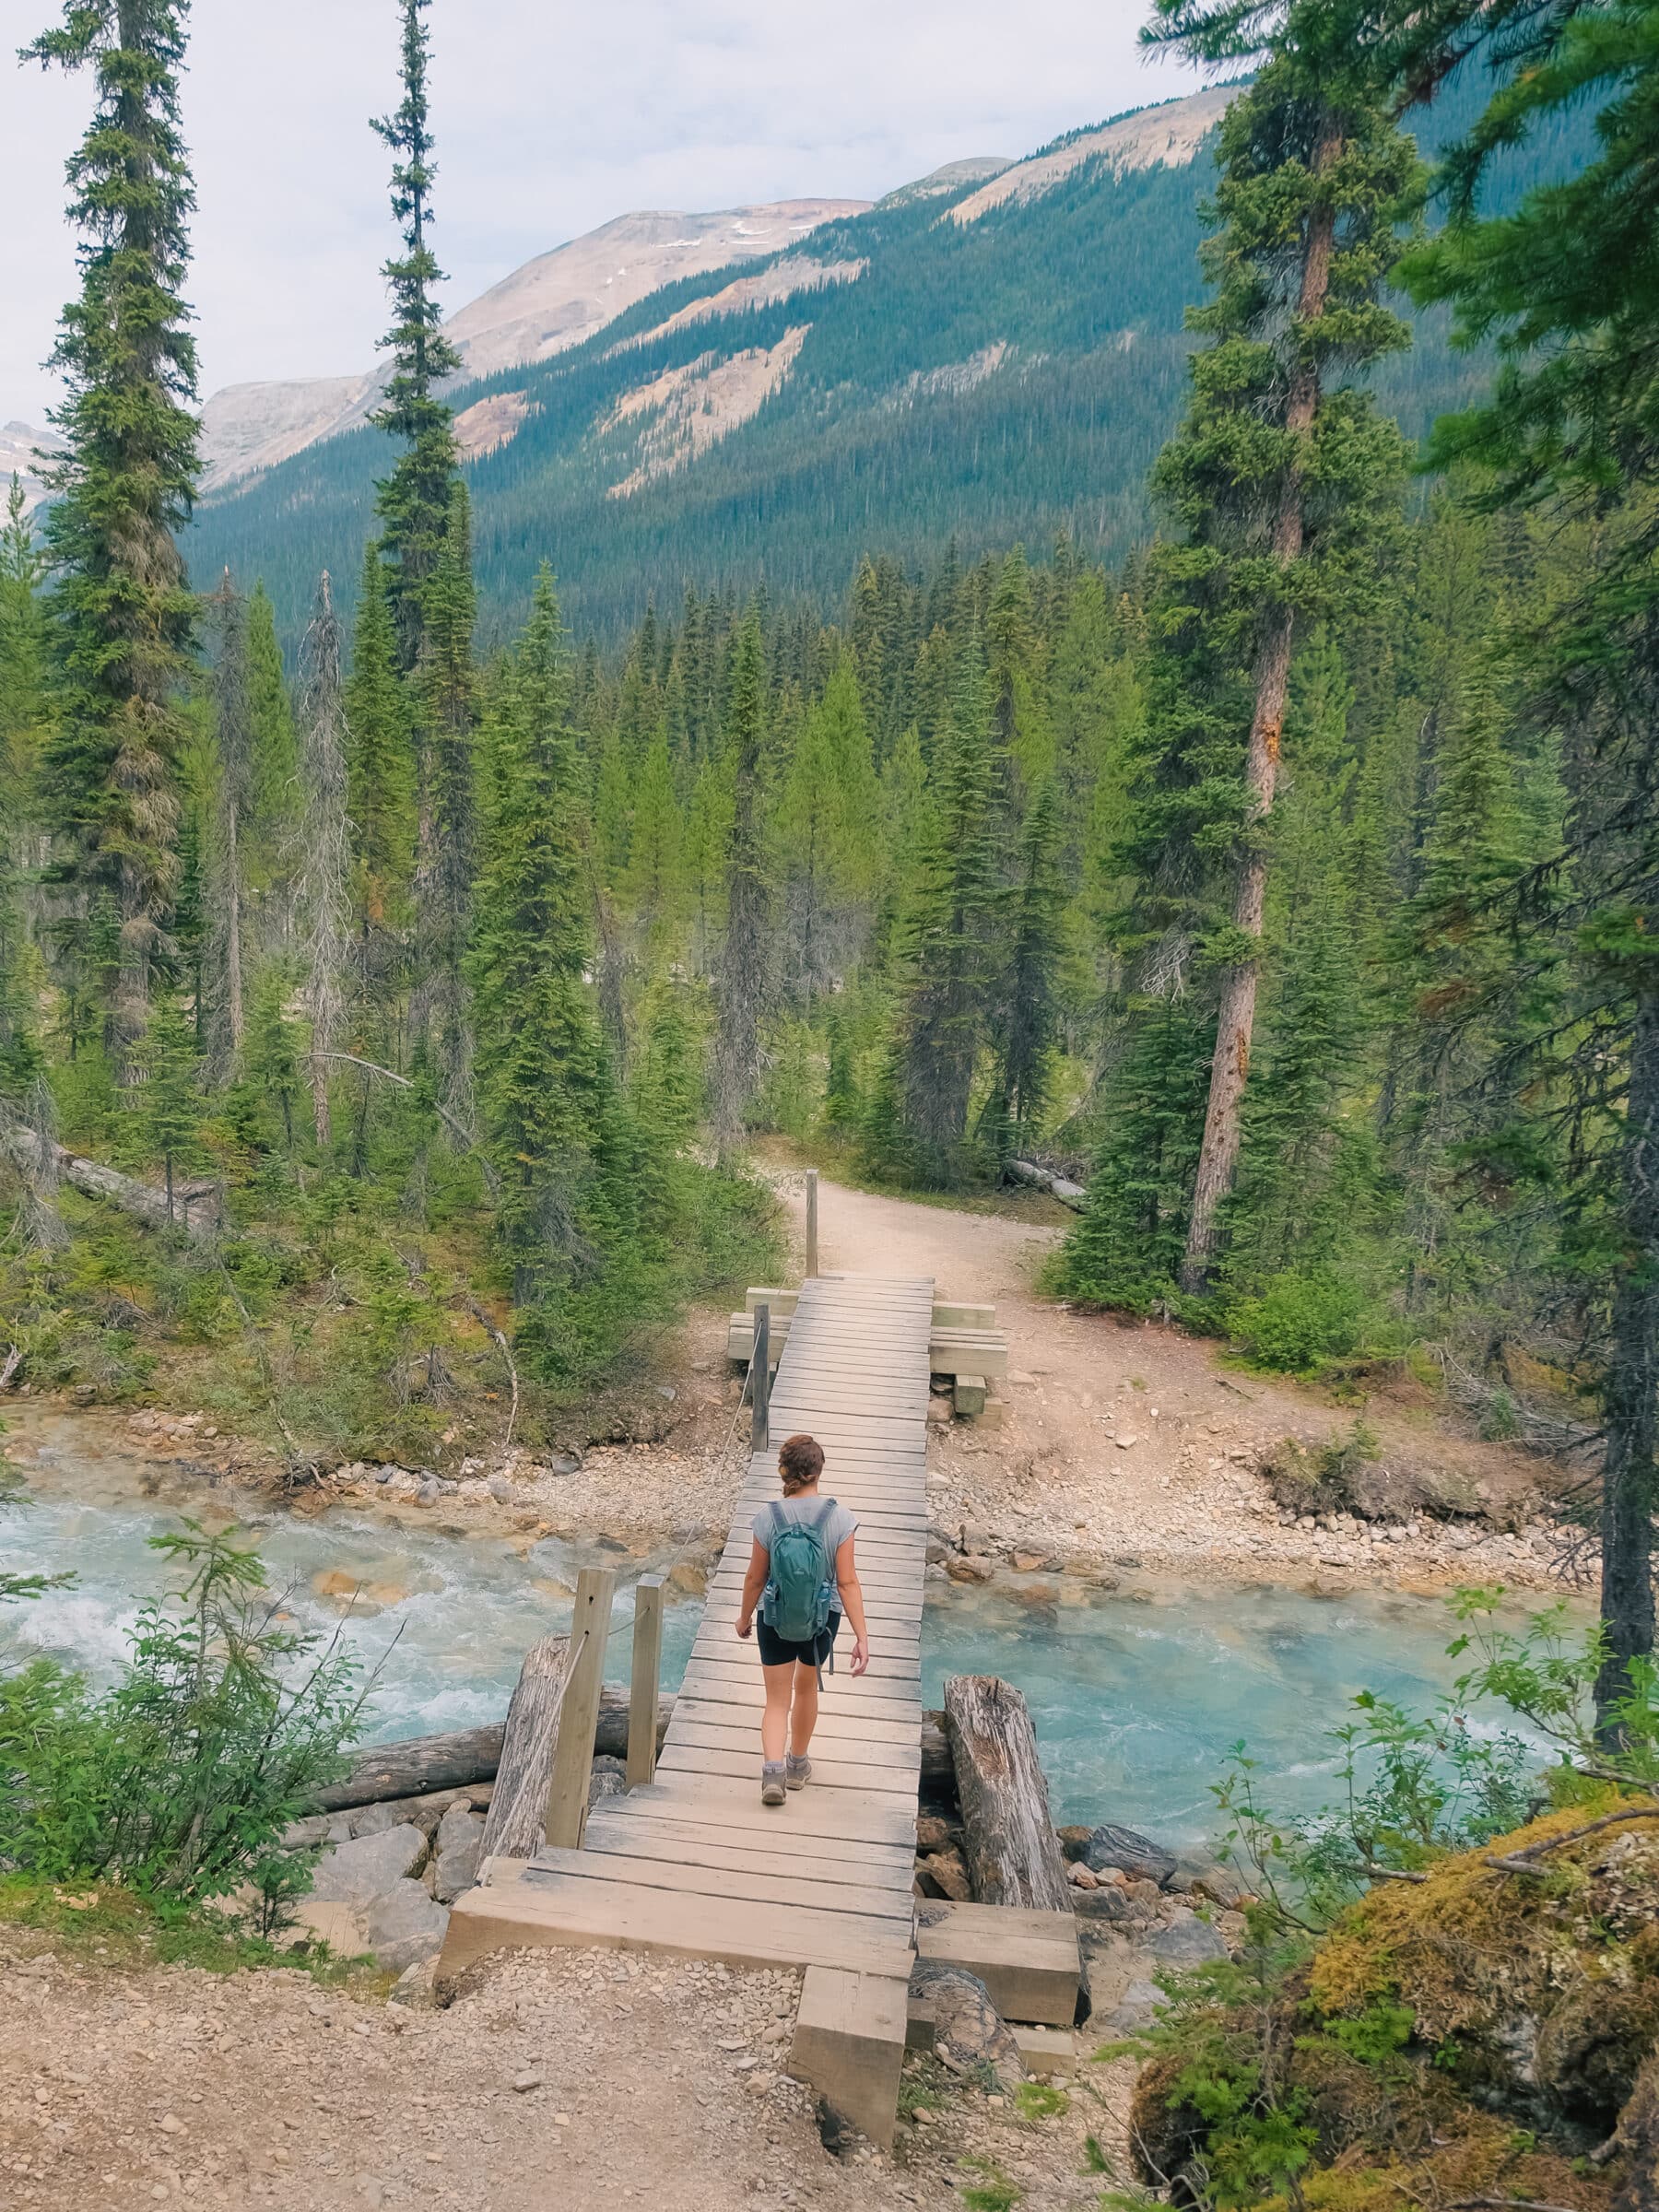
440;1269;935;2143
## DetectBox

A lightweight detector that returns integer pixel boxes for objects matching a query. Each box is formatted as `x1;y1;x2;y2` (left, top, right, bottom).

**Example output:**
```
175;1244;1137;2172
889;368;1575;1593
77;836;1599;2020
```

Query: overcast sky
1;0;1202;424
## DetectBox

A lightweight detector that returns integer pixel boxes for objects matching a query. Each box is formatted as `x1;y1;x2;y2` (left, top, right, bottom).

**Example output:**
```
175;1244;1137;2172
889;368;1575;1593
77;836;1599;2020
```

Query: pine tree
468;568;617;1366
345;544;414;926
244;581;299;902
888;649;1002;1183
983;777;1066;1164
711;610;773;1159
202;571;253;1075
626;724;685;946
24;0;201;1069
131;988;203;1221
1143;0;1421;1290
240;966;303;1154
0;475;51;810
1049;993;1215;1312
369;0;463;671
774;653;876;1009
295;573;351;1147
412;478;477;1124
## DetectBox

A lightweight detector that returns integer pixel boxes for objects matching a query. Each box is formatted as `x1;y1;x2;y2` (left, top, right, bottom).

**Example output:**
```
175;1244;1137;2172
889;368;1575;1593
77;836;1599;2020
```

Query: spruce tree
412;478;477;1124
774;653;876;1010
244;582;299;903
711;610;773;1159
468;568;616;1367
1143;0;1420;1290
0;476;50;809
202;571;253;1074
23;0;201;1069
369;0;463;671
888;649;1001;1183
295;573;351;1147
626;724;685;946
983;776;1066;1164
131;988;203;1222
345;544;414;927
1381;0;1659;1729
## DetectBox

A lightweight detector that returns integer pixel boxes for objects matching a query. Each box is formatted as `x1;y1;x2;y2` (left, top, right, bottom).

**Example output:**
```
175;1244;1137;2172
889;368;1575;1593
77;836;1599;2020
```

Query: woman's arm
834;1533;870;1676
735;1537;769;1640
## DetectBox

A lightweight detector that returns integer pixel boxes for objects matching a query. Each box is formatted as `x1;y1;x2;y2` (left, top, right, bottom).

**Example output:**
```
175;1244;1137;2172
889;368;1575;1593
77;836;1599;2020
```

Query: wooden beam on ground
790;1965;909;2150
914;1899;1081;2028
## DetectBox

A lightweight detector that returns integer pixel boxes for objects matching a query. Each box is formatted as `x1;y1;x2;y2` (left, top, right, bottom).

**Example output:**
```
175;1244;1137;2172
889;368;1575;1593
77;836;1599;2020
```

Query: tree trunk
479;1633;572;1861
1594;982;1659;1742
316;1683;664;1815
1180;123;1343;1296
943;1674;1071;1911
0;1124;217;1240
224;795;243;1050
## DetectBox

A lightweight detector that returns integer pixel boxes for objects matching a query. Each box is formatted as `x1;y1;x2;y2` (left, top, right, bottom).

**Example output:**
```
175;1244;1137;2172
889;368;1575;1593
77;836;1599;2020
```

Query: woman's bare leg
761;1663;794;1762
789;1661;818;1755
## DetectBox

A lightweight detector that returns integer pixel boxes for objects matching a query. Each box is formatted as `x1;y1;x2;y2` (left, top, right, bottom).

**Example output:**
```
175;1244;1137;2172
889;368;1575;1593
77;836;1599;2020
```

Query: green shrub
0;1524;370;1926
1225;1267;1366;1374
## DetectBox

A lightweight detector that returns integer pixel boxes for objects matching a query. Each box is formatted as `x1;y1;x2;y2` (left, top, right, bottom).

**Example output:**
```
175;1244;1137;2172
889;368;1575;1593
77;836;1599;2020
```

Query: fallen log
316;1684;665;1812
479;1633;571;1861
943;1674;1071;1911
1008;1159;1087;1212
0;1124;220;1240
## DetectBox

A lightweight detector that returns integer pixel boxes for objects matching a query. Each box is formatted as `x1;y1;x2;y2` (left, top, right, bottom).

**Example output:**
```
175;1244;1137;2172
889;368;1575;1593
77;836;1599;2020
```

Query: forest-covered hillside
184;78;1591;644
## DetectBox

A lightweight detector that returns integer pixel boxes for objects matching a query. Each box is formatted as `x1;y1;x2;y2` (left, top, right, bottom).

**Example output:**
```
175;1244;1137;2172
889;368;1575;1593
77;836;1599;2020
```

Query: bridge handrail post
543;1565;617;1848
625;1574;665;1788
751;1301;771;1453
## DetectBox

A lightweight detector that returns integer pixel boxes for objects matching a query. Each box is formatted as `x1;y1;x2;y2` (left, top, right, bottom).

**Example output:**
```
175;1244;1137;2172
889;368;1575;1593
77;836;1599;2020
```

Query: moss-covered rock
1128;1797;1659;2210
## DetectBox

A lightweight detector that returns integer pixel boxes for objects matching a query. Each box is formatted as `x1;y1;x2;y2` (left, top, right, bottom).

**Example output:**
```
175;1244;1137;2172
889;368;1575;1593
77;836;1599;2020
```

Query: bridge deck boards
445;1269;934;2018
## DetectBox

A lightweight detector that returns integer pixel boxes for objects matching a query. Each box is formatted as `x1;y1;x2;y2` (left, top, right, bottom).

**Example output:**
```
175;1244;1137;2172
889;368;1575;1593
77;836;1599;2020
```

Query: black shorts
756;1609;841;1669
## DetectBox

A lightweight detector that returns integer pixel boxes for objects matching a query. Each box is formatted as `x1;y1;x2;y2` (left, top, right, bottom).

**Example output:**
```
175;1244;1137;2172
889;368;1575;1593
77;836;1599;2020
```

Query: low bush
0;1523;371;1930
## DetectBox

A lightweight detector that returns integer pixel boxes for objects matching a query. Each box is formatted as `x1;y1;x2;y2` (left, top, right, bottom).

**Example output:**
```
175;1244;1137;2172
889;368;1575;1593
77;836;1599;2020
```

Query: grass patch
0;1875;384;1988
1015;2080;1070;2121
957;2157;1023;2211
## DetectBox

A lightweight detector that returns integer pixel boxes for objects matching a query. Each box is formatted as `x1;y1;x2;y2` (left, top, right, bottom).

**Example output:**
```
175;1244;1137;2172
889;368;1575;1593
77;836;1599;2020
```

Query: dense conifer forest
2;0;1655;1755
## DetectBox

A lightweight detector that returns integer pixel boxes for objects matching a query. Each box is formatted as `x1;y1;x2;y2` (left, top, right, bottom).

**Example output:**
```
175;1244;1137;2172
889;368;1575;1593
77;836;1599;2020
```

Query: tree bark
1594;982;1659;1742
478;1633;572;1861
1180;122;1343;1295
943;1674;1071;1911
0;1124;218;1240
317;1684;667;1815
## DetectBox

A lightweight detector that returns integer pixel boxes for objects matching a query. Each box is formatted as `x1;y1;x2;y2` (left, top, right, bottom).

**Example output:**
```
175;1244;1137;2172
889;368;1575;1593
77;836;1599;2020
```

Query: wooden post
478;1633;571;1862
805;1169;818;1278
943;1675;1072;1912
752;1301;771;1453
626;1575;665;1788
544;1568;616;1849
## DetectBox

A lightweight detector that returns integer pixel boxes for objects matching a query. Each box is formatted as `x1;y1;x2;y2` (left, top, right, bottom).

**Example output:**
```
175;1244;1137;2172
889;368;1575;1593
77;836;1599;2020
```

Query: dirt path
0;1929;1128;2212
767;1167;1572;1593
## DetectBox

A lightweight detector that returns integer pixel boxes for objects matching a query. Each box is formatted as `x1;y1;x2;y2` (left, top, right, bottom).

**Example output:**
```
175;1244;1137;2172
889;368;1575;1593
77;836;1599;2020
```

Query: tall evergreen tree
1395;0;1659;1731
23;0;201;1069
711;610;773;1159
295;574;351;1147
983;776;1066;1163
1144;0;1420;1290
469;569;617;1368
369;0;462;673
412;477;477;1124
345;544;414;928
202;571;253;1074
888;649;1002;1183
244;580;299;903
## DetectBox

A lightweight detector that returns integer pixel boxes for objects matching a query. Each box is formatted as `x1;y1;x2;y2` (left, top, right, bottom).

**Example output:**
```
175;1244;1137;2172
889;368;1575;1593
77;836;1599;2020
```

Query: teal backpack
762;1498;838;1652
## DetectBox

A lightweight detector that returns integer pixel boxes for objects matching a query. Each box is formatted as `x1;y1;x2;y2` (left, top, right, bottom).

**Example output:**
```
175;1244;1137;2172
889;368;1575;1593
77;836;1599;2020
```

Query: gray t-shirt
751;1495;857;1613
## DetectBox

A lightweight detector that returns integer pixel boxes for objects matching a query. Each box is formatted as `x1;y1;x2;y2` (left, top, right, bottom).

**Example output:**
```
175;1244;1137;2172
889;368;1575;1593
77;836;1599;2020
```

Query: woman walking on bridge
735;1432;870;1806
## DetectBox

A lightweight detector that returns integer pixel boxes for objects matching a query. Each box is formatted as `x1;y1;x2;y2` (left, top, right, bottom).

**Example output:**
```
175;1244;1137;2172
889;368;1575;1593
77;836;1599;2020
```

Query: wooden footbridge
441;1182;1075;2142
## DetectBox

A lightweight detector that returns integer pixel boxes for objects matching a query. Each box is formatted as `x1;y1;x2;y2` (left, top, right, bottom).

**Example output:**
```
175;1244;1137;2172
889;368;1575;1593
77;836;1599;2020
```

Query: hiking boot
785;1753;811;1791
760;1762;786;1806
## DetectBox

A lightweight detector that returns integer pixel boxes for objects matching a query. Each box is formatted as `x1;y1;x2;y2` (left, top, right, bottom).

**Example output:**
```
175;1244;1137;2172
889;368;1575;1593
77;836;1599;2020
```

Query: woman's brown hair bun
778;1433;825;1493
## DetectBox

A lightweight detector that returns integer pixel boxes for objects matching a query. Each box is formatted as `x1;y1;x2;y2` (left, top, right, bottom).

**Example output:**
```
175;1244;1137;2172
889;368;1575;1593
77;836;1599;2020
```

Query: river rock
588;1756;627;1808
1078;1823;1179;1888
945;1553;995;1583
1147;1909;1230;1967
308;1823;429;1907
909;1962;1022;2093
431;1805;486;1903
364;1881;450;1975
915;1815;958;1853
1072;1882;1157;1926
916;1847;972;1902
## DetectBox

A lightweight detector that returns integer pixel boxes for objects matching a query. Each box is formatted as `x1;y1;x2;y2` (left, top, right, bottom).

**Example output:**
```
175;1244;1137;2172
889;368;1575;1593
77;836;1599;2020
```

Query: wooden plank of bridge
440;1268;935;2142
